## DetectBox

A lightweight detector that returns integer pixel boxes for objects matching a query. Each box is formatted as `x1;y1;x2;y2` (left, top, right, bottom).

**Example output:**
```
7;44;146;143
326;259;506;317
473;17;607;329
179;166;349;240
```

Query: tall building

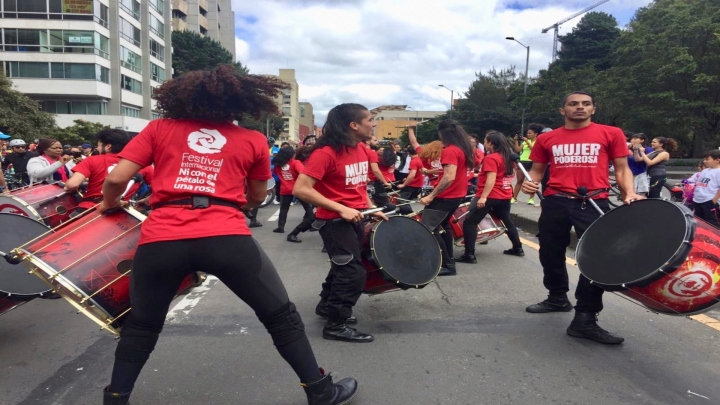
371;105;446;140
0;0;173;133
171;0;235;58
299;101;314;143
274;69;299;144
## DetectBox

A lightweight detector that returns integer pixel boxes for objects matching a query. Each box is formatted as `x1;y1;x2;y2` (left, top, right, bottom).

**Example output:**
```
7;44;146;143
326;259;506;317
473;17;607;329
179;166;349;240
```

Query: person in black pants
522;91;644;345
294;103;388;343
271;146;316;242
418;120;476;276
397;145;424;214
98;65;357;405
456;131;523;263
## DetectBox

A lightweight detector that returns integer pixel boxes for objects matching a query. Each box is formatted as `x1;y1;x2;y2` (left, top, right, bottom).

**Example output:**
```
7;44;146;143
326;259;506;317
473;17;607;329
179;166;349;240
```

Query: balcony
199;0;208;13
199;15;209;31
172;18;188;31
172;0;188;15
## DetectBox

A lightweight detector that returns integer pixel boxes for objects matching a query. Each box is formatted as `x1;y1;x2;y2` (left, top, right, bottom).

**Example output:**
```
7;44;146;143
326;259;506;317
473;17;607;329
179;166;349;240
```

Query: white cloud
231;0;653;125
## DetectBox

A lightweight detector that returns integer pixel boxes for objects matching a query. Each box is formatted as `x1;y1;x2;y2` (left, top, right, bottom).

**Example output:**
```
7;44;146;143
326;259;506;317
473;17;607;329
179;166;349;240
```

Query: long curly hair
419;140;443;163
153;64;289;122
378;148;397;168
294;145;312;162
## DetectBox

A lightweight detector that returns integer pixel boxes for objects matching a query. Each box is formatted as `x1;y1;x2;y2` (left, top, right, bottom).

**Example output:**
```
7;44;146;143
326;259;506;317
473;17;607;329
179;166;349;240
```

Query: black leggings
110;236;321;393
277;194;314;231
462;198;522;255
648;175;666;199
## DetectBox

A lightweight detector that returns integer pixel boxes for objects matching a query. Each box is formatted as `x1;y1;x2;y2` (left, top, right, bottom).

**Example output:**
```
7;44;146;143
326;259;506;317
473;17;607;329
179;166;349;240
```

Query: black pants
110;236;320;393
462;198;522;255
318;220;365;321
537;196;608;313
395;172;408;184
398;186;421;215
277;195;314;232
421;198;463;267
648;175;666;199
371;179;390;207
694;201;720;228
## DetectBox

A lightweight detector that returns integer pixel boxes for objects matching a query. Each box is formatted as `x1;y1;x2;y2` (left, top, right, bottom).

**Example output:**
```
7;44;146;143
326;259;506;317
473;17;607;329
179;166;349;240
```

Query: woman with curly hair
417;140;444;186
99;65;358;405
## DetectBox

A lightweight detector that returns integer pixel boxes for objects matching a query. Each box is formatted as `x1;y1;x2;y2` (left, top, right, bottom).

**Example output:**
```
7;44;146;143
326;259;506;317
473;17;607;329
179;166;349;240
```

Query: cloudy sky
231;0;653;126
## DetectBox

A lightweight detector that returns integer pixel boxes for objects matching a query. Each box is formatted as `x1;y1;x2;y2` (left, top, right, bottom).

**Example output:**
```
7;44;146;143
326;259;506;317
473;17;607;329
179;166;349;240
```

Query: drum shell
0;184;79;227
0;296;27;316
449;203;507;247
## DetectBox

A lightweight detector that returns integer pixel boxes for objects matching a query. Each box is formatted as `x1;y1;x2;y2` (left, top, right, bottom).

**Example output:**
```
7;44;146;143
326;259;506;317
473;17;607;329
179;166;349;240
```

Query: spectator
511;123;543;205
638;137;677;198
692;150;720;228
628;133;653;196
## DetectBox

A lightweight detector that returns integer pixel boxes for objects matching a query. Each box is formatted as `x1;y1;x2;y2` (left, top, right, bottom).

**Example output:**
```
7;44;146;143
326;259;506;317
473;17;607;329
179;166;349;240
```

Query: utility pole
438;85;454;118
506;37;530;137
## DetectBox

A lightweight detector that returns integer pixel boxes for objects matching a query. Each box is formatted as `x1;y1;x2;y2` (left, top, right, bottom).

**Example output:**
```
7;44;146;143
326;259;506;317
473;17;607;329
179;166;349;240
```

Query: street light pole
437;85;454;118
506;37;530;137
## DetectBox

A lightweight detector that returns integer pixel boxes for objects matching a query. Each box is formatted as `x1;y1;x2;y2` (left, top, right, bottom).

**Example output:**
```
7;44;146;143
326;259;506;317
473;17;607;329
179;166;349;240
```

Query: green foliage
557;12;621;72
171;30;248;77
398;117;445;145
0;75;56;142
52;120;110;146
237;113;285;137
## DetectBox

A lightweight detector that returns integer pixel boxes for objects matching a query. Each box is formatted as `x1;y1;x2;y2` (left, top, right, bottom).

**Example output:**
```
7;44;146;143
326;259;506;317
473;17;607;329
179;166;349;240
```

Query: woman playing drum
98;65;357;405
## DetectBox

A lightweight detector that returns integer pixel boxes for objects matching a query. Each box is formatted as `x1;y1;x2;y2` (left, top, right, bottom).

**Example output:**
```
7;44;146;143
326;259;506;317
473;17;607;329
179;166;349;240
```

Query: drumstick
510;153;543;201
578;187;605;216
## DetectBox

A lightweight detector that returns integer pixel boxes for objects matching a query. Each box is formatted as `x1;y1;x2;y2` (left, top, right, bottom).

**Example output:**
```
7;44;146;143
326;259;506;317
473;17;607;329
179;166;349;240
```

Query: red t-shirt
436;145;469;199
273;159;303;196
71;153;121;209
407;157;424;188
476;153;514;200
119;119;270;244
379;164;395;182
416;146;442;186
367;147;379;181
469;148;485;181
529;123;626;199
302;144;370;220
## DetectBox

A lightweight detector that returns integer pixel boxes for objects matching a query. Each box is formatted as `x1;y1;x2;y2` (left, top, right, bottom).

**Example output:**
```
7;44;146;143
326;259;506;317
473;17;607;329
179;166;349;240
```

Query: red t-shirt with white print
476;153;514;200
302;144;370;220
273;158;303;196
119;119;270;244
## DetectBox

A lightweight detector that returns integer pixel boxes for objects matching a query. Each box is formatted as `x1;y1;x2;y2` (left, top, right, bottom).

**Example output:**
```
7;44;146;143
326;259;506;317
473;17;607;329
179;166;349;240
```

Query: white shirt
692;167;720;203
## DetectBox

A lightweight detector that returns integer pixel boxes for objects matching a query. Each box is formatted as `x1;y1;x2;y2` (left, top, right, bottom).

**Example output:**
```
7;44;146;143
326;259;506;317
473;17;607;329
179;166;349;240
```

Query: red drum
362;216;441;295
0;297;26;316
15;208;205;335
577;199;720;315
449;203;507;247
0;183;79;227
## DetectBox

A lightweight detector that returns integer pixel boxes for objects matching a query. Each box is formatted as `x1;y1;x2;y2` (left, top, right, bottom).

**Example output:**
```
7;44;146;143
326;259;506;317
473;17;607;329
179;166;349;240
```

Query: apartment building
171;0;235;58
371;105;446;140
0;0;173;133
299;101;314;143
274;69;299;144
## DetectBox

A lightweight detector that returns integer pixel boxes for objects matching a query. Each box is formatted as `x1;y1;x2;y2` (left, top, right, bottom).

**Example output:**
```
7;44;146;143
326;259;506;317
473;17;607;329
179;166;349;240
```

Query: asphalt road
2;204;720;405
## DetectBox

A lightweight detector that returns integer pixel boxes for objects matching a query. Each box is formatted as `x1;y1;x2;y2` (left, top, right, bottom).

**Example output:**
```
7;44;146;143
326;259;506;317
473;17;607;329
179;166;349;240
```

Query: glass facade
1;29;108;58
1;0;96;21
150;0;164;16
4;61;109;83
122;105;140;118
151;63;165;83
121;75;142;94
120;17;140;46
41;100;107;115
149;15;164;39
120;46;142;73
150;39;164;62
119;0;140;21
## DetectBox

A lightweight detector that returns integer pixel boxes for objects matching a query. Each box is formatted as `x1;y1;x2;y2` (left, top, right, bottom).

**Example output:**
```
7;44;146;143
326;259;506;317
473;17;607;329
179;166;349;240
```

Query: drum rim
0;194;42;221
369;216;441;288
576;199;696;287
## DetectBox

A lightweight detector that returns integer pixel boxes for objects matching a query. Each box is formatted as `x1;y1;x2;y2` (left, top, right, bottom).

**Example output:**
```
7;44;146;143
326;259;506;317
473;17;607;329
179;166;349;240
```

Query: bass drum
362;216;441;295
0;183;80;227
577;199;720;315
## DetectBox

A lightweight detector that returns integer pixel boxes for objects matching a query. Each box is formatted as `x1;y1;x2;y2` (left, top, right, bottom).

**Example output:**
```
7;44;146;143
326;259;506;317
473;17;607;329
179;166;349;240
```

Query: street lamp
506;37;530;137
407;106;419;123
437;85;454;118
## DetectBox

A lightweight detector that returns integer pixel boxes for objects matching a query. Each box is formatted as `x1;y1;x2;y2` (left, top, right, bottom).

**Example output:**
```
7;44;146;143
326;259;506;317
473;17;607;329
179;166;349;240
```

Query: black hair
406;144;417;156
485;131;515;176
436;119;475;169
631;133;647;146
95;129;131;153
36;138;61;155
280;142;290;148
378;148;397;168
654;137;678;152
702;150;720;160
303;135;317;145
526;123;545;135
272;146;295;167
561;91;595;107
315;103;369;154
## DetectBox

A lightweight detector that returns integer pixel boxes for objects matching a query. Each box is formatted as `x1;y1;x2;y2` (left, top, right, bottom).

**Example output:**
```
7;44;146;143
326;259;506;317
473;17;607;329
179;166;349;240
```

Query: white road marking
267;208;280;222
166;275;219;323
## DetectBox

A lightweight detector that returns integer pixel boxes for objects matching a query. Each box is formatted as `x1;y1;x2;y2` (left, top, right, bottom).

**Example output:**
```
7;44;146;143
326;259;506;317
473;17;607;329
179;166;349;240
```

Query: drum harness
152;196;243;211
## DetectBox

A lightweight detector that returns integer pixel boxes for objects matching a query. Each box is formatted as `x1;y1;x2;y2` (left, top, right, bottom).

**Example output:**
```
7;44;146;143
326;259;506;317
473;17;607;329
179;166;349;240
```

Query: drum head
370;216;441;286
576;199;693;286
0;213;53;299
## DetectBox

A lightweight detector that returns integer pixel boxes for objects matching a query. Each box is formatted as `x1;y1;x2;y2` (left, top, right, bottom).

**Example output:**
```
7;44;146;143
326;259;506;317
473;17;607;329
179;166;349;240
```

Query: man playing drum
294;103;388;344
521;91;644;345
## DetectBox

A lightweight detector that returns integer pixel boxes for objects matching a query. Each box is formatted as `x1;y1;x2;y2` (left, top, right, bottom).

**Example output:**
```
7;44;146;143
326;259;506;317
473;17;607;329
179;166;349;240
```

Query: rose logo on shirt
107;164;117;173
187;129;227;154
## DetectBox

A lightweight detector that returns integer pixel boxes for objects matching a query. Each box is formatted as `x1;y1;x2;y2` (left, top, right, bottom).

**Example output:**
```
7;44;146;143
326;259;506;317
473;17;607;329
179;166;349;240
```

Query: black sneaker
323;323;373;343
248;220;262;228
567;312;624;345
503;247;525;257
272;227;285;233
454;254;477;264
438;265;457;276
287;234;302;243
526;297;573;313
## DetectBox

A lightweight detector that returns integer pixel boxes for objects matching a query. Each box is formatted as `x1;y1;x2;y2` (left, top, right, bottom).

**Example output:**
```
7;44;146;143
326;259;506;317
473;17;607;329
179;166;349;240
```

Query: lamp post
506;37;530;137
437;85;454;118
407;106;419;123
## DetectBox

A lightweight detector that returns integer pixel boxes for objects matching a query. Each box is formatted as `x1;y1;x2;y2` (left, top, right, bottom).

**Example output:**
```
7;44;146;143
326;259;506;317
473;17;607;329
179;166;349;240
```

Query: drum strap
152;196;242;211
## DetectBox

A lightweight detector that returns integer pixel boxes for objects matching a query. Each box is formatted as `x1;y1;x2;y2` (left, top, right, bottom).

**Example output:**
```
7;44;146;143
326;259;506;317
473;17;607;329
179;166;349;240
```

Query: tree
0;75;56;142
398;116;446;145
557;12;621;72
238;113;285;137
52;120;110;146
171;30;248;77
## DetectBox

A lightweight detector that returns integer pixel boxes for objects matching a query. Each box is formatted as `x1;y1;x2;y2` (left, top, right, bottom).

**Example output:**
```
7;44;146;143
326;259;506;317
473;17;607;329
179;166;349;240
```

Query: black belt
548;187;608;200
152;196;242;210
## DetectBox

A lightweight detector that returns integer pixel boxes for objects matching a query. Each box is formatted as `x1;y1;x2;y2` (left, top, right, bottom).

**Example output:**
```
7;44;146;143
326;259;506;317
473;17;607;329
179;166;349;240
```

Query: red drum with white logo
0;183;79;227
577;199;720;315
14;208;205;335
362;216;441;295
449;203;507;247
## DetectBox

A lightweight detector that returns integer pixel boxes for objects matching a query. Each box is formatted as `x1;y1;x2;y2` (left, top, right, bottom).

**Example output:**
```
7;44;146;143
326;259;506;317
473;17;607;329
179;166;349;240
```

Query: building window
40;100;107;115
94;0;108;27
152;111;162;120
4;61;49;78
150;0;164;16
122;105;141;118
120;46;142;73
119;18;141;46
149;15;164;39
119;0;140;21
151;63;165;83
2;0;95;21
4;61;108;83
1;29;108;58
121;75;142;94
150;39;164;61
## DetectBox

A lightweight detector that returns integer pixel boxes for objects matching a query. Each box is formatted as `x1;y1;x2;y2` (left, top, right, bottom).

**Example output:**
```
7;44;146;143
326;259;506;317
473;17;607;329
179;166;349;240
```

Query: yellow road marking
518;236;720;331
